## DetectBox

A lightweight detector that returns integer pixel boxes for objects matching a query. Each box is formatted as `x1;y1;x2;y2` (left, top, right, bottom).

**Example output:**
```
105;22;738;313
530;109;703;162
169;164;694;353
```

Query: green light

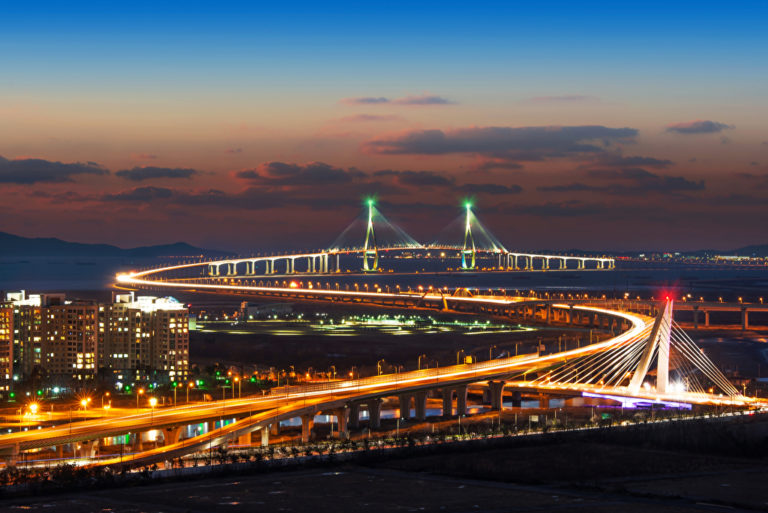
367;197;374;207
36;390;42;396
9;392;15;398
464;200;472;209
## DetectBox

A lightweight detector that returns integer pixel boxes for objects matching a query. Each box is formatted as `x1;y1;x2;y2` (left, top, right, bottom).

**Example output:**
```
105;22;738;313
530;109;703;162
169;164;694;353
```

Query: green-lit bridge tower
461;202;476;270
363;198;378;271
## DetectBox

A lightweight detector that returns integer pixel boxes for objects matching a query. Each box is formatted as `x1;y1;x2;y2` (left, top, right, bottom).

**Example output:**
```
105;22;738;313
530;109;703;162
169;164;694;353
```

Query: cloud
103;186;174;202
528;95;599;103
539;168;705;195
338;114;402;122
392;94;454;105
665;120;733;134
584;153;673;169
225;148;243;154
363;125;638;164
457;183;522;195
340;94;454;106
235;161;365;186
473;157;525;172
115;166;198;181
373;169;454;187
341;97;390;105
504;200;607;217
0;155;108;184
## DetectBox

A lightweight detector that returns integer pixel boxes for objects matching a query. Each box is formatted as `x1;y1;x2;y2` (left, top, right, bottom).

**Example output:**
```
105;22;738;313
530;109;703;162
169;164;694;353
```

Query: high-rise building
1;291;189;390
0;306;13;393
100;292;189;383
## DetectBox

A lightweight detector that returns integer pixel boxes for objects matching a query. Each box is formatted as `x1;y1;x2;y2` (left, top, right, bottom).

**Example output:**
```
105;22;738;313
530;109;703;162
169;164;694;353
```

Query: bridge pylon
628;298;673;394
363;198;378;271
461;202;476;270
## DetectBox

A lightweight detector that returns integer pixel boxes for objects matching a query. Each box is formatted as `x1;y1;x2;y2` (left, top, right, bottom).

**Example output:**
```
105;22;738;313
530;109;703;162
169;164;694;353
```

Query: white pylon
628;298;673;394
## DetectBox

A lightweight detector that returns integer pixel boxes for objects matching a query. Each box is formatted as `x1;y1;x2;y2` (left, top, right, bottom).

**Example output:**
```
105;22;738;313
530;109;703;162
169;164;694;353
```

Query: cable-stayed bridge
195;201;613;278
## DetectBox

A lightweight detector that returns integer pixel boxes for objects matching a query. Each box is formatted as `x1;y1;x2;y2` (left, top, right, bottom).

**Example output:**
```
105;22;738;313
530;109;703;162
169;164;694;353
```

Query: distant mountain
0;231;231;258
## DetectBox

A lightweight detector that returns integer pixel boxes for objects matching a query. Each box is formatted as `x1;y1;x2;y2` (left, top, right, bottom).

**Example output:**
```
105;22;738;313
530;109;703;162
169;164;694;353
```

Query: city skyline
2;2;767;251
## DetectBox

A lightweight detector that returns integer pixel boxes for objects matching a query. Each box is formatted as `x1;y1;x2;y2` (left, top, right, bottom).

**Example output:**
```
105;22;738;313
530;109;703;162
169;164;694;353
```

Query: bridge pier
489;381;505;410
455;385;468;417
742;308;749;330
301;414;315;443
538;394;550;409
270;422;280;436
511;390;522;407
261;427;270;447
238;432;252;446
398;394;411;419
705;310;710;327
334;408;349;439
693;306;699;329
442;388;453;417
414;391;427;421
367;398;382;429
348;402;360;429
165;426;183;445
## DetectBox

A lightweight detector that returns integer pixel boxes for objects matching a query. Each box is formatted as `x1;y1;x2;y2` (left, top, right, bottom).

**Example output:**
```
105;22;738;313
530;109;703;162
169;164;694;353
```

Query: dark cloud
0;155;108;184
540;168;704;195
528;95;599;103
338;114;401;122
458;183;522;195
340;94;454;106
115;166;198;181
103;186;174;202
585;153;673;169
392;95;454;105
363;125;638;164
373;169;454;187
474;158;525;172
235;161;365;187
341;97;390;105
225;148;243;154
665;120;733;134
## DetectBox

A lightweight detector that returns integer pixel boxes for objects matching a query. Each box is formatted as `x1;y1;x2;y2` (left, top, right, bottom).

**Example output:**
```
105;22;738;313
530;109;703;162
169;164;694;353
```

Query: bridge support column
335;408;349;439
693;306;699;329
348;402;360;429
704;310;710;327
442;388;453;418
165;426;183;445
414;391;427;421
56;444;64;459
398;394;411;419
455;385;468;417
511;390;522;407
367;398;382;429
545;305;551;324
270;422;280;435
489;381;505;411
261;427;270;447
538;394;550;409
301;414;315;443
742;308;749;330
132;432;143;452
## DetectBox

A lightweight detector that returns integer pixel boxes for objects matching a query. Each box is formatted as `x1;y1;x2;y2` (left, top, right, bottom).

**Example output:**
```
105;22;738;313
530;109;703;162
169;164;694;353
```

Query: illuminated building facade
1;291;189;389
100;292;189;383
0;307;12;393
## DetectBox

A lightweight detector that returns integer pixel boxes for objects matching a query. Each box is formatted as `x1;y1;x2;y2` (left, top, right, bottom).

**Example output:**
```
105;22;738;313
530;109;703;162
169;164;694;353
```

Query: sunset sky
2;2;767;252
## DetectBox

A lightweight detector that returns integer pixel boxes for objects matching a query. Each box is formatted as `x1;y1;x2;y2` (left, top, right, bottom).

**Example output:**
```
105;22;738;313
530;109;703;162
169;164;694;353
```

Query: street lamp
489;345;497;360
187;382;194;403
418;354;427;370
457;349;465;365
234;376;241;399
28;402;39;416
149;397;157;423
137;388;145;411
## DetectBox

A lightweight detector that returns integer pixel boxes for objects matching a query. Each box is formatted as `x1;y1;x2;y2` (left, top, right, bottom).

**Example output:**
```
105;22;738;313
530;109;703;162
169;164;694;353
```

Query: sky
1;1;767;252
